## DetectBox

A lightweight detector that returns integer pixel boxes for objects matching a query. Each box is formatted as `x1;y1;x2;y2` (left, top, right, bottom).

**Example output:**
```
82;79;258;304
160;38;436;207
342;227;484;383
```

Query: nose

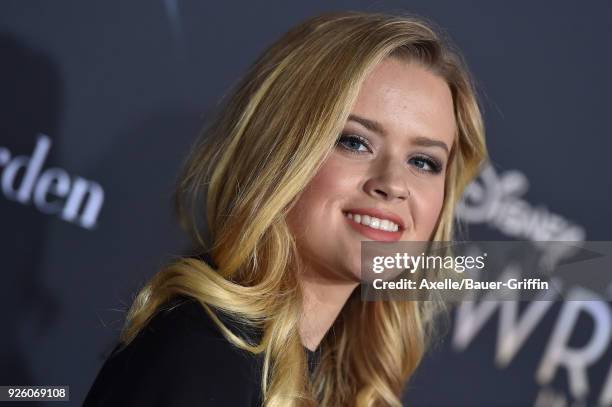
363;159;410;202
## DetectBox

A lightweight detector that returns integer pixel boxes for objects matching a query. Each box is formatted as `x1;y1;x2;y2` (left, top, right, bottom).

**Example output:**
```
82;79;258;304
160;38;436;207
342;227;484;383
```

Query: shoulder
132;296;259;369
83;296;262;406
139;296;255;354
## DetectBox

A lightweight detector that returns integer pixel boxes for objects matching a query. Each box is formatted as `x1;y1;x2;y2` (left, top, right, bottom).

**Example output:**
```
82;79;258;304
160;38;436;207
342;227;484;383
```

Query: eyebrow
347;114;451;155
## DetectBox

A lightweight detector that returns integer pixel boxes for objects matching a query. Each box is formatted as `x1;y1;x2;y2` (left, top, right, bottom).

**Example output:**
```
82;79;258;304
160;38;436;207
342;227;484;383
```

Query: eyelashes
337;134;371;153
335;133;444;174
410;155;443;174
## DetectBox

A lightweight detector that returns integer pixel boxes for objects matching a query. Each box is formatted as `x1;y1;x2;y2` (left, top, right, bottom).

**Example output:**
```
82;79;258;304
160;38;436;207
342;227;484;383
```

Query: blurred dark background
1;1;611;406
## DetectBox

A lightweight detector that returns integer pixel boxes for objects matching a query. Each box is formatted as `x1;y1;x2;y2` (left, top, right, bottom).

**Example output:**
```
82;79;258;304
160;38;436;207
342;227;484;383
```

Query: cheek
287;157;359;233
296;157;359;209
310;158;357;195
286;157;364;279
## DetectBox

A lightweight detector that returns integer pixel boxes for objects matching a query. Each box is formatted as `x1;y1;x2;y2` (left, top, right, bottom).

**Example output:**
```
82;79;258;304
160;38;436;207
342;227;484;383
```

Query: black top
82;295;321;406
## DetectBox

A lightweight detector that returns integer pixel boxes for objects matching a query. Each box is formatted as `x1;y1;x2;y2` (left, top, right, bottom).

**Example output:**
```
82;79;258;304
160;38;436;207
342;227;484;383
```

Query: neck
298;270;359;352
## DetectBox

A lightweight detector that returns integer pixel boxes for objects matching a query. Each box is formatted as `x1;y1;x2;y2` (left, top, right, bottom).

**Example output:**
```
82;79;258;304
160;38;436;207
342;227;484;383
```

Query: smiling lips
342;208;405;242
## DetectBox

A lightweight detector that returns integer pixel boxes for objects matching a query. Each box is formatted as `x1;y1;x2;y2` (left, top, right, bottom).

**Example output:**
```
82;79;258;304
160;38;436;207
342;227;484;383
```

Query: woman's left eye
336;134;371;153
409;156;442;174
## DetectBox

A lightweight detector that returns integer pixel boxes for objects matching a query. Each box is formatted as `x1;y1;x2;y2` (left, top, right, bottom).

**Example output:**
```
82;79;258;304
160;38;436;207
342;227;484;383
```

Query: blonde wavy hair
120;10;487;407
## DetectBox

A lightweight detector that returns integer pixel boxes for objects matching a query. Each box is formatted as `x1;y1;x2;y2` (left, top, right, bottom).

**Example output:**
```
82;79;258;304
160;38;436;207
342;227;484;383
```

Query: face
287;57;456;283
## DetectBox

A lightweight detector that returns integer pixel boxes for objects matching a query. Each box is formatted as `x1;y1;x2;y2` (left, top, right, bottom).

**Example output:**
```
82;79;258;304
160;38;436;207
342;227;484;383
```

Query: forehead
350;58;456;149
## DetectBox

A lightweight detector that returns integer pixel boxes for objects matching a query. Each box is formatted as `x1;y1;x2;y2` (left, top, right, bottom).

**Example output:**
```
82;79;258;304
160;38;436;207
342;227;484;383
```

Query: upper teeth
345;212;400;232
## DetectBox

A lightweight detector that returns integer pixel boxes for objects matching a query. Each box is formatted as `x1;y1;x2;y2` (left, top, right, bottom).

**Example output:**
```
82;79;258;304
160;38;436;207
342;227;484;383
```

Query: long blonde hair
120;11;487;406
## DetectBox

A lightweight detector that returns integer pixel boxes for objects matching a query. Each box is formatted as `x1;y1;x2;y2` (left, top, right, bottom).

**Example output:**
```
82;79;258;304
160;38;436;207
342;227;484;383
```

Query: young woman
84;10;487;407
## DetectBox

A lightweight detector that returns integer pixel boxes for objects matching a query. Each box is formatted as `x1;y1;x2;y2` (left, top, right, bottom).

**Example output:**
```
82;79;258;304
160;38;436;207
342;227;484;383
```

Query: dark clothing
83;295;321;406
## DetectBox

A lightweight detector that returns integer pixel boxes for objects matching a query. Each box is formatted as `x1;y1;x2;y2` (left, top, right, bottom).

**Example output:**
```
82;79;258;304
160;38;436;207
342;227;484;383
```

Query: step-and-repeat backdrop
1;1;611;406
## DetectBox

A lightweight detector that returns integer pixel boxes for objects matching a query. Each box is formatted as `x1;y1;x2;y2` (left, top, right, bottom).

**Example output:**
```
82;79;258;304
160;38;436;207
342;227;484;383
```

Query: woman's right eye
336;134;371;154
